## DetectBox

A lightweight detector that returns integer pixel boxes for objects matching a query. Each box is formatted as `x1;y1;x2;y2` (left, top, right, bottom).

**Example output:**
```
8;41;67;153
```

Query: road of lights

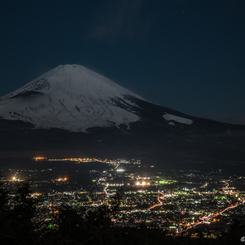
178;180;244;234
123;192;165;214
179;197;245;234
99;160;243;235
104;186;166;215
104;176;244;233
104;184;109;197
146;192;165;210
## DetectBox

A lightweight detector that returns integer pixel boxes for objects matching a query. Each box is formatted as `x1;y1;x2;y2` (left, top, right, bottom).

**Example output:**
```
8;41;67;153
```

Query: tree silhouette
0;182;37;245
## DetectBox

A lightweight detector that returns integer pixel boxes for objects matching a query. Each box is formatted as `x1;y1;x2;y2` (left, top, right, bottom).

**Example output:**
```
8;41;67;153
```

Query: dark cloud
88;0;154;42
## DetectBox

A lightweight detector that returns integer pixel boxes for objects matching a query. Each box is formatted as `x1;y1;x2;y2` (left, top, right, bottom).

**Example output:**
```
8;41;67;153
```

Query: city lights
135;181;150;186
2;156;245;240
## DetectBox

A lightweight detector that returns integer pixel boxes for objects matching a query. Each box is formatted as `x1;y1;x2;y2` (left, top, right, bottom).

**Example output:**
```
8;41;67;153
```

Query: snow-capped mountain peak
0;64;145;132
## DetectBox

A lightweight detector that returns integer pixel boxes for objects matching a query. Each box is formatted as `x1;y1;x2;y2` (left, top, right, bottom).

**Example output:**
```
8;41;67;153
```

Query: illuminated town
1;157;245;239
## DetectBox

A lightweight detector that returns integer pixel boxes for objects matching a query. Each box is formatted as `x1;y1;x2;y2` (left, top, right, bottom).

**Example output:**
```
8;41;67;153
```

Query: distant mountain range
0;65;244;168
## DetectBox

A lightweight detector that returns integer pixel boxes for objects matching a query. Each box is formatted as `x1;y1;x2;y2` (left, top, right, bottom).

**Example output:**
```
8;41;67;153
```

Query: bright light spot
136;182;140;185
142;181;146;186
12;177;16;180
117;169;124;172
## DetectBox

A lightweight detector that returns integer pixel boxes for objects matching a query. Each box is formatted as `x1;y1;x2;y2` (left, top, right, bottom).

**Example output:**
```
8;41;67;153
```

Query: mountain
0;64;241;134
0;64;244;168
0;64;145;132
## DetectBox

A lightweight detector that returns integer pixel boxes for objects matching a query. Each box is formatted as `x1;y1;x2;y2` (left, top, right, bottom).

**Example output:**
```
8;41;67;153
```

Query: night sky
1;0;245;122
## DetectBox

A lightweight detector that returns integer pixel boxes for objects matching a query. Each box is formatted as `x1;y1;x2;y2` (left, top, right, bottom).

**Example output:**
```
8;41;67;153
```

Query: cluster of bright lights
33;157;47;161
116;169;124;172
57;177;67;181
136;181;150;186
12;177;20;181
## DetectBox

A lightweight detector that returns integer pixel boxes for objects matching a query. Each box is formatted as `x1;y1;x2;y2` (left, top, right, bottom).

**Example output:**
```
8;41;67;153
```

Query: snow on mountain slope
163;113;193;125
0;65;146;132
